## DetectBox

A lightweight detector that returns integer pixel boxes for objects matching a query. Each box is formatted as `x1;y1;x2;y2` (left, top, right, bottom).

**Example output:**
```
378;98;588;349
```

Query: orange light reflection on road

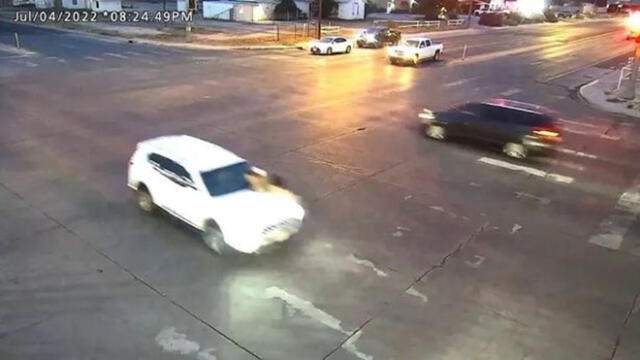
305;56;417;128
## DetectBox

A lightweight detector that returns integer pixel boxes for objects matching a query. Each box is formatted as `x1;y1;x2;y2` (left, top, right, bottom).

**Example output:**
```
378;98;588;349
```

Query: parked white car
387;37;444;66
309;36;353;55
127;135;305;254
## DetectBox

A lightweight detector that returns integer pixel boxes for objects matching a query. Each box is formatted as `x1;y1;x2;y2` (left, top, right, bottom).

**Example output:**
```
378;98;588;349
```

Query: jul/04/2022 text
13;10;193;23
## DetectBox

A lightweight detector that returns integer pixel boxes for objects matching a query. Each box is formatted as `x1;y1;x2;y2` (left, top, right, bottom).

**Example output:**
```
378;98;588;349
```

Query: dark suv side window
148;153;192;181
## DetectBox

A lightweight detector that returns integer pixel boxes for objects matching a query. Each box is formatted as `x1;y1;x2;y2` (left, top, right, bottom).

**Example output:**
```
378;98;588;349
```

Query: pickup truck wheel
433;50;440;61
203;220;229;254
135;186;156;214
413;54;420;65
345;45;351;54
503;142;528;159
425;124;446;140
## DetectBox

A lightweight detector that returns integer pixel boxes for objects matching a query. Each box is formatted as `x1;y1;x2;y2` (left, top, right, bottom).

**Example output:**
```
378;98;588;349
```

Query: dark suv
419;100;562;159
356;27;401;48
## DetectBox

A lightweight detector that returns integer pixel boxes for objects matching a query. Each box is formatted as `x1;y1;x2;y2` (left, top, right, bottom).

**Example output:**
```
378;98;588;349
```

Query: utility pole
466;0;474;28
316;0;323;39
186;0;193;33
622;43;640;100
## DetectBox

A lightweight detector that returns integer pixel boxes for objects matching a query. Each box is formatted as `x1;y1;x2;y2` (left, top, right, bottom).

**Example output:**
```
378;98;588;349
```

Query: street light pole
622;43;640;100
466;0;474;28
316;0;323;39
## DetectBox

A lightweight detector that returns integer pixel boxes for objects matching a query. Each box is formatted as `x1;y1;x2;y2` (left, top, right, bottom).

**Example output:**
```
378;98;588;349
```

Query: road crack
0;180;263;360
322;222;488;360
609;288;640;360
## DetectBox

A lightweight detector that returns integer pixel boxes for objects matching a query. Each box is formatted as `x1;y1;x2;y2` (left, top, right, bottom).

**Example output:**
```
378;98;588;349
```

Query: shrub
543;9;558;22
274;0;300;20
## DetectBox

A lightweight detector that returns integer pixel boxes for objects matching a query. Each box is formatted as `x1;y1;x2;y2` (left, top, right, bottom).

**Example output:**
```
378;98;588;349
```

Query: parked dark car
356;27;401;48
419;100;562;159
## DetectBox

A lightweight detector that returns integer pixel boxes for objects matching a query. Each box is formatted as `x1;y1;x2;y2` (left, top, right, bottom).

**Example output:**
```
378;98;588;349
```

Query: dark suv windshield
201;162;250;196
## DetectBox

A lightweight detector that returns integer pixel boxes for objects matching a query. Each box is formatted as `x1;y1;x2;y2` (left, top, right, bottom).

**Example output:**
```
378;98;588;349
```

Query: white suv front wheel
135;186;156;214
203;220;229;254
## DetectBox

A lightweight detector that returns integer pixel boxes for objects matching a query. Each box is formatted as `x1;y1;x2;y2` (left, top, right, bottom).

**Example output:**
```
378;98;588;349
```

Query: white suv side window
148;153;193;186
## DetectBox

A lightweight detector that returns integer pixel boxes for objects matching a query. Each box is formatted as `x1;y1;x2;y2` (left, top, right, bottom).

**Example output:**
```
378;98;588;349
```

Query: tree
274;0;301;20
310;0;338;19
413;0;458;19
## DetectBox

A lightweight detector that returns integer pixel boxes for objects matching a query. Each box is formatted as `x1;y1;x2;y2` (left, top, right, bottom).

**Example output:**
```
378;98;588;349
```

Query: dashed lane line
443;76;481;88
555;147;599;160
477;157;575;184
589;176;640;250
103;52;128;59
83;56;104;61
498;88;522;97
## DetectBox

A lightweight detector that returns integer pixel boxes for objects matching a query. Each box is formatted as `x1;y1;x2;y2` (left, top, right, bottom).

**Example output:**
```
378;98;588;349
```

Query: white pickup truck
387;37;444;66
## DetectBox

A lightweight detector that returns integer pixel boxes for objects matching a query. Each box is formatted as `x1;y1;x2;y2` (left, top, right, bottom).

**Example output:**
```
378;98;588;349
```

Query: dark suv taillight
532;127;562;142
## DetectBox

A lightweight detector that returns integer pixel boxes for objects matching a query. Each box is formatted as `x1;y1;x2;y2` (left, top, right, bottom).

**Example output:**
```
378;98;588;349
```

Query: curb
130;37;305;50
0;18;304;51
578;79;640;120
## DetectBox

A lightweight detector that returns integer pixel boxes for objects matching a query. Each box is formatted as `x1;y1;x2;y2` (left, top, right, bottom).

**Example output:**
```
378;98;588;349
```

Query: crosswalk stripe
589;177;640;250
477;156;575;184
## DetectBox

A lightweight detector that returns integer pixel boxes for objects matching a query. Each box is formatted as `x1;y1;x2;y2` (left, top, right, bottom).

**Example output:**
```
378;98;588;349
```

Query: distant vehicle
474;4;490;16
309;36;353;55
12;0;34;5
627;11;640;40
387;37;443;65
419;99;562;159
127;135;305;254
356;26;401;48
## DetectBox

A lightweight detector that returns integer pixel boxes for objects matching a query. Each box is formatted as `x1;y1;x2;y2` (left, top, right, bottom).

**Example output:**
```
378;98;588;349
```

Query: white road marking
124;50;143;56
84;56;104;61
0;43;36;56
46;56;67;64
538;157;586;172
589;178;640;250
405;286;429;303
349;254;388;277
23;61;38;67
511;224;523;234
197;348;217;360
465;255;486;268
515;191;551;205
428;205;458;218
498;88;523;97
264;287;373;360
600;134;621;141
530;60;545;65
103;52;128;59
477;157;575;184
555;148;599;159
155;327;201;355
443;76;480;88
558;118;600;129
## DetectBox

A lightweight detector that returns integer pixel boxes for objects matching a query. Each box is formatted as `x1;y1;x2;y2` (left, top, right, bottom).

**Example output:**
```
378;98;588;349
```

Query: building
336;0;365;18
202;0;313;21
61;0;121;10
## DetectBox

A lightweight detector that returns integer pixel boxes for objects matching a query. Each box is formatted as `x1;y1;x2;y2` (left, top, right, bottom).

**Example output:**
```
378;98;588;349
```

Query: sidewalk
580;68;640;119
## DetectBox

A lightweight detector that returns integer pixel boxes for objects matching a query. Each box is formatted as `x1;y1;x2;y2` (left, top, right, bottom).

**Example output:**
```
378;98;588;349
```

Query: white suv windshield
201;162;250;196
319;38;334;43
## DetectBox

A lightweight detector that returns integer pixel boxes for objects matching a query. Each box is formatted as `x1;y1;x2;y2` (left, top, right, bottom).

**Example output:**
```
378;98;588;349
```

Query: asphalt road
1;18;640;360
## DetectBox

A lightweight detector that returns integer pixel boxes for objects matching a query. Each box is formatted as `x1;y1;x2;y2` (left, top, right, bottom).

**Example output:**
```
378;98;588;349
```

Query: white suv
127;135;305;254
